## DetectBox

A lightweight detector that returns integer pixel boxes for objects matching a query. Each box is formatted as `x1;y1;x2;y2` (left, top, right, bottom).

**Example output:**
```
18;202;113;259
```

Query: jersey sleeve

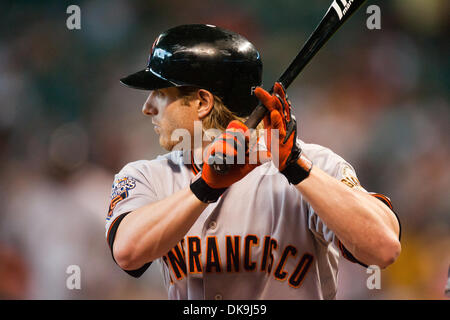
307;159;401;267
105;162;159;277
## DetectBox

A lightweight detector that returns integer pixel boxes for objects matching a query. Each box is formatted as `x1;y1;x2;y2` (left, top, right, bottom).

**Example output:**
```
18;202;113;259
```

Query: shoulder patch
111;177;137;199
107;177;137;220
340;165;361;189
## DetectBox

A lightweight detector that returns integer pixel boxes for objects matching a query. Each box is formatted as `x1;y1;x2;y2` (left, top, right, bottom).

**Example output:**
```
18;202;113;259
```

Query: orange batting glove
190;120;267;203
254;82;312;185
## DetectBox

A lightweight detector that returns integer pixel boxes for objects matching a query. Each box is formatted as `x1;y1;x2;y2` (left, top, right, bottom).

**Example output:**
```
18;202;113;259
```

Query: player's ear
196;89;214;119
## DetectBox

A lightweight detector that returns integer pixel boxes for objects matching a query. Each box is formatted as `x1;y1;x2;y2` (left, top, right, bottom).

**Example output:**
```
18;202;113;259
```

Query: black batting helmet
120;24;263;117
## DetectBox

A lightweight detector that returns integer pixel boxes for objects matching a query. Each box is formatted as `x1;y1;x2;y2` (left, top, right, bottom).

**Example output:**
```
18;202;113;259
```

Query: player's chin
158;129;190;151
159;137;172;151
159;136;178;151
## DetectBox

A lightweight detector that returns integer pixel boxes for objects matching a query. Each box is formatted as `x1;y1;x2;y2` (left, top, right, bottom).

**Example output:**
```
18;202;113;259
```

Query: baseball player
105;24;401;299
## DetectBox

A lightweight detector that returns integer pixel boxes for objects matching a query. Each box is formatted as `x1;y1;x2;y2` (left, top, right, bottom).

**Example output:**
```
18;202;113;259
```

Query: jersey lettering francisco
105;140;394;300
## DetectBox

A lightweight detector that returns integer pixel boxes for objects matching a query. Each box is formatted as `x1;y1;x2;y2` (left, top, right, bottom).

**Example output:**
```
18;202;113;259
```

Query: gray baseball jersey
105;140;395;300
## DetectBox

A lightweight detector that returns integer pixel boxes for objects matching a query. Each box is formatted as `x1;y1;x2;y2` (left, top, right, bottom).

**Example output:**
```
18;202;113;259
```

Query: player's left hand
254;82;312;184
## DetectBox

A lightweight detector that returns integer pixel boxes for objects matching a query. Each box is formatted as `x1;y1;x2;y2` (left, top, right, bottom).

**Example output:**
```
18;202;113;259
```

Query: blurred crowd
0;0;448;299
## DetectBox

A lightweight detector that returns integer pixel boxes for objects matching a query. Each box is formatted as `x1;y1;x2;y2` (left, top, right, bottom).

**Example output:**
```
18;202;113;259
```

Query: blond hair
176;86;264;132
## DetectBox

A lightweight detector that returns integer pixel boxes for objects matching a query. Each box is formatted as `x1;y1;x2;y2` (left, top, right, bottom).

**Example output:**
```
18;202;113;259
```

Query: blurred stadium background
0;0;448;299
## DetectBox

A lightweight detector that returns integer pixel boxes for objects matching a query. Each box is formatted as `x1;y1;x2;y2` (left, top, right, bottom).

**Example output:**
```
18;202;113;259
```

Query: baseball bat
213;0;367;173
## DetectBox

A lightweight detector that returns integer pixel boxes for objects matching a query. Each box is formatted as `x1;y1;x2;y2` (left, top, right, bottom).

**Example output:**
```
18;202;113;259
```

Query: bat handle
210;103;269;174
244;103;269;129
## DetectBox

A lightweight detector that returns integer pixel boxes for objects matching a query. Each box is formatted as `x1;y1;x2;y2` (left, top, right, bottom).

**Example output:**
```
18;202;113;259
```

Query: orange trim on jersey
225;235;241;273
162;255;174;285
369;192;393;210
187;236;202;274
189;150;201;175
337;192;397;266
338;240;358;263
205;236;222;273
260;236;271;272
338;240;349;260
106;215;122;247
288;253;314;289
274;245;298;282
244;235;259;272
190;163;199;175
336;239;368;267
166;242;187;280
370;191;401;242
107;194;125;218
266;238;278;274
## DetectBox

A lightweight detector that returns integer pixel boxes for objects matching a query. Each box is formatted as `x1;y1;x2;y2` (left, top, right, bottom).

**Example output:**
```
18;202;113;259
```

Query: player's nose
142;93;158;116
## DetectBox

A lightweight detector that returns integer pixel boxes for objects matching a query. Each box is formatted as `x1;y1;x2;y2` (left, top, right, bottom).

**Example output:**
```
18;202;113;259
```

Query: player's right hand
254;82;300;171
254;82;313;185
190;120;268;203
